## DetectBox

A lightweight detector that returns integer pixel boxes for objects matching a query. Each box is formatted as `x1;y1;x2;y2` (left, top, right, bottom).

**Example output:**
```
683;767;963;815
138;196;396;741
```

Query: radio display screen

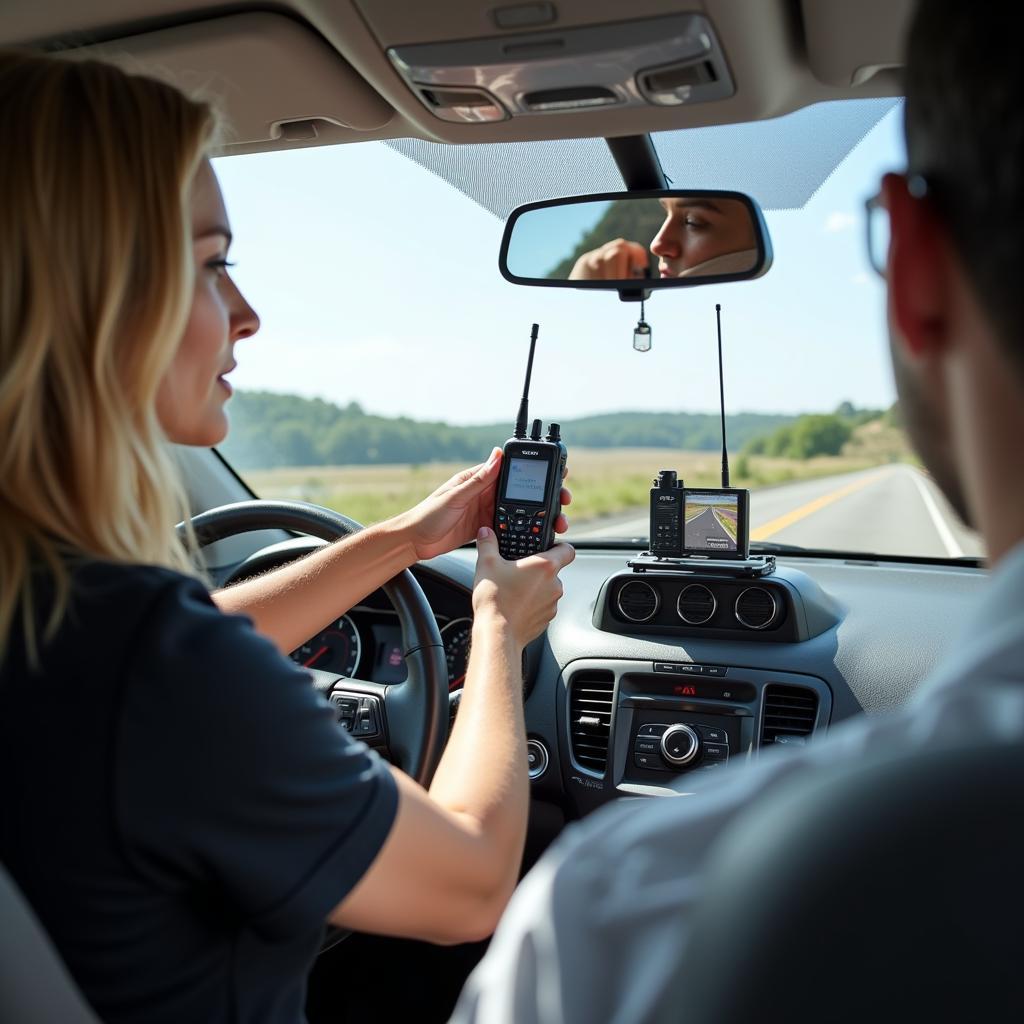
684;491;740;553
504;458;548;503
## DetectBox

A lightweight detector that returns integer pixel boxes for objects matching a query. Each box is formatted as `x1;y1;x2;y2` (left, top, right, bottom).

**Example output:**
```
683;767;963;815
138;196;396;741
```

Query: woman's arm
327;527;575;943
210;515;418;656
211;448;570;656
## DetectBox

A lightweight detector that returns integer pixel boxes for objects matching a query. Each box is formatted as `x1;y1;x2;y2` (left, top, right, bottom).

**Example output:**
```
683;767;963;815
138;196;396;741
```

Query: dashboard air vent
735;587;778;630
568;671;615;774
617;580;659;622
761;684;818;745
677;584;717;625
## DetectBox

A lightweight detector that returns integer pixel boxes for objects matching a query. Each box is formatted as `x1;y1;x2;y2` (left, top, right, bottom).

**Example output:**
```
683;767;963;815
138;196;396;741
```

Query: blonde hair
0;50;217;666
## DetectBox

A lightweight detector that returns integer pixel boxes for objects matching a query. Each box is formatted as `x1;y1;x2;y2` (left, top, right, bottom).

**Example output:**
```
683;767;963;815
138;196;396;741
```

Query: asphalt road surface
571;463;984;560
684;507;737;552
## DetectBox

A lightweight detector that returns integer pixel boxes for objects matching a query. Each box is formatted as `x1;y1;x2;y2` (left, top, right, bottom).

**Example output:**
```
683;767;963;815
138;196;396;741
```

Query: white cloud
824;211;857;233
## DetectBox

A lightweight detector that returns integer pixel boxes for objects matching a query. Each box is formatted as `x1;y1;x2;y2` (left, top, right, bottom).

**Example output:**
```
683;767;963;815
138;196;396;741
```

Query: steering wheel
180;500;449;788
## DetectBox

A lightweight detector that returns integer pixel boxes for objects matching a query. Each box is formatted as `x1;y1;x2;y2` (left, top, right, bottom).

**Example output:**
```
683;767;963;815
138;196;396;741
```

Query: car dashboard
218;536;987;822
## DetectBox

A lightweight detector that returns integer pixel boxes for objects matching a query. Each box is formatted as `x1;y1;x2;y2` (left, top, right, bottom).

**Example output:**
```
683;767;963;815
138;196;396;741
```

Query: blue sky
505;198;614;276
213;101;904;426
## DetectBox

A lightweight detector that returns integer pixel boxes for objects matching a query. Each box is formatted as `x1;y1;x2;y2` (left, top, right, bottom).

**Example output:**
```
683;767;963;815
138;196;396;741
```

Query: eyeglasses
864;174;932;278
864;193;889;277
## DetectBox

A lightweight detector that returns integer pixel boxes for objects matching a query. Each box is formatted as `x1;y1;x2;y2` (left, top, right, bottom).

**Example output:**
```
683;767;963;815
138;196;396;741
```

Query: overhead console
385;13;734;123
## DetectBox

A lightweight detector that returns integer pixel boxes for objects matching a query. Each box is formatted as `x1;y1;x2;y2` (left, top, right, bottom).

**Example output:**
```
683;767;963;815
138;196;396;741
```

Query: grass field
241;448;889;529
714;507;739;540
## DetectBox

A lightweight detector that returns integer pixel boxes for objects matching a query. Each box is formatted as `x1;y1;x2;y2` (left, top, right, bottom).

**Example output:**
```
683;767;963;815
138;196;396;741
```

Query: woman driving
0;51;574;1023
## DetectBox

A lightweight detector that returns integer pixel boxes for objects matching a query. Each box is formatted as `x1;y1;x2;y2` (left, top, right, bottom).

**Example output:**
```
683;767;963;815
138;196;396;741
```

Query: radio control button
661;724;700;766
638;723;669;736
634;737;661;755
634;752;662;770
697;726;728;744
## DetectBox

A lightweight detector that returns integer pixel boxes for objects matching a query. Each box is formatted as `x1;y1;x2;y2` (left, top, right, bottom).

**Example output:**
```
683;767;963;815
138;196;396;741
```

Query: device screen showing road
504;458;548;503
684;492;739;552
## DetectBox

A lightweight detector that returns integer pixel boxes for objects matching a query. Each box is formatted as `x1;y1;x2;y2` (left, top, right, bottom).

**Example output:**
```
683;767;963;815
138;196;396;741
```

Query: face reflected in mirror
650;197;758;279
569;197;757;281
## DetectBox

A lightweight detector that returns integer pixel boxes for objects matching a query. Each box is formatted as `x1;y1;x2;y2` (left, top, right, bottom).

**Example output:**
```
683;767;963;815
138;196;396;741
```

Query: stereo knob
660;724;700;767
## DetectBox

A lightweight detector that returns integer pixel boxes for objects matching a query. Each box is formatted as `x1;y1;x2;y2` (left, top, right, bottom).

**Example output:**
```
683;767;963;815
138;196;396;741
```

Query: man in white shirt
451;2;1024;1021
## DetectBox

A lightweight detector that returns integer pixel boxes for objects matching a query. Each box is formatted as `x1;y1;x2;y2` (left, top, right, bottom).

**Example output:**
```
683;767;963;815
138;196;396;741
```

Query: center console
558;657;832;817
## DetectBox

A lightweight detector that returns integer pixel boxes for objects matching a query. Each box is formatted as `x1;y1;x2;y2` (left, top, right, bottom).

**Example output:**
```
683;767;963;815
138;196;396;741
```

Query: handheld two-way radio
493;324;567;560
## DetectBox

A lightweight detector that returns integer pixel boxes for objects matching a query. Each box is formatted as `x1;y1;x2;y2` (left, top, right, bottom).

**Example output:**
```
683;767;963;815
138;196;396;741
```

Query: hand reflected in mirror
568;238;650;281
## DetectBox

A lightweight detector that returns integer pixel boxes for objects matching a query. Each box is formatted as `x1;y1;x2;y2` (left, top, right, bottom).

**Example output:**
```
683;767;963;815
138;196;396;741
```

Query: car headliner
2;1;910;157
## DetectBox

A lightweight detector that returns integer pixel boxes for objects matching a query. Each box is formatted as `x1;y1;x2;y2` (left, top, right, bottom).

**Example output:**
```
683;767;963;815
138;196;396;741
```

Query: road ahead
684;506;737;553
572;464;983;559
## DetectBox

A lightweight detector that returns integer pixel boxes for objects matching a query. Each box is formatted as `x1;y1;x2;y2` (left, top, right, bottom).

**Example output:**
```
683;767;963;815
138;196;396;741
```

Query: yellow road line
750;469;894;542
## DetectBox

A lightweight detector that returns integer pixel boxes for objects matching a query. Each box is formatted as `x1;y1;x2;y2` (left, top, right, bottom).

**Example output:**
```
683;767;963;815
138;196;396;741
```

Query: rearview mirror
499;190;772;299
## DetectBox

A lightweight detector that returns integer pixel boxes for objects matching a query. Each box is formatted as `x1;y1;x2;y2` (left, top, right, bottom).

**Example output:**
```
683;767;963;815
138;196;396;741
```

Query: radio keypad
632;720;730;773
496;504;548;559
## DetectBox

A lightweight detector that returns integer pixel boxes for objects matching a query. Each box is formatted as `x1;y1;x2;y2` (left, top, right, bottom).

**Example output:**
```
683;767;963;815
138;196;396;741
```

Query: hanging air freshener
633;296;652;352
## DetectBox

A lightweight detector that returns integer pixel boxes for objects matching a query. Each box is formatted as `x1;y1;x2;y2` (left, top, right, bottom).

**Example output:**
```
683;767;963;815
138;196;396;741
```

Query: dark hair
904;1;1024;378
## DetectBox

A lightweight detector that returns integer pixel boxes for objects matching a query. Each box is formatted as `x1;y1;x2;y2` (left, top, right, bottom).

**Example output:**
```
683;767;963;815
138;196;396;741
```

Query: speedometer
293;614;362;677
440;617;473;692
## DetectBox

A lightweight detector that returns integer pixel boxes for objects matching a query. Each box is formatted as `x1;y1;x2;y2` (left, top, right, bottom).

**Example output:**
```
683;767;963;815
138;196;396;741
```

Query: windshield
214;100;983;561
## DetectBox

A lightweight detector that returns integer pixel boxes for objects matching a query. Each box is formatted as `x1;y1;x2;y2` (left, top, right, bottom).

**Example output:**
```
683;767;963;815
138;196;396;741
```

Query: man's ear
883;172;952;362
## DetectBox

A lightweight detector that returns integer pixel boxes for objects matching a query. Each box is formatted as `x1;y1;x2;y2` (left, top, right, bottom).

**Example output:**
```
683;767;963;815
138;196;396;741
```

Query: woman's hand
568;238;649;280
396;447;571;562
471;527;575;648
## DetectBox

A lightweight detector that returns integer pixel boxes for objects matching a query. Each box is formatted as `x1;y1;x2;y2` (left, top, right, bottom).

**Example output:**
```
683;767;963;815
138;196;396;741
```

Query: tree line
742;401;891;459
218;390;808;470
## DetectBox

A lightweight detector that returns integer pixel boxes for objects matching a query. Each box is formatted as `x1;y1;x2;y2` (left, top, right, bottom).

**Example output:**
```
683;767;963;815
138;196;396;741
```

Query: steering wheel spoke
319;675;389;746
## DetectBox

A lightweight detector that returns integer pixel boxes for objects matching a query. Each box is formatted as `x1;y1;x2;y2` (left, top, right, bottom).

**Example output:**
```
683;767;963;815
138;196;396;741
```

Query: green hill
218;390;799;471
742;403;897;460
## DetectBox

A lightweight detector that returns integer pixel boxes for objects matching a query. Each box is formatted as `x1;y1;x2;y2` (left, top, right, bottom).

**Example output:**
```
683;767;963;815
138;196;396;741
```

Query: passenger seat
0;863;100;1022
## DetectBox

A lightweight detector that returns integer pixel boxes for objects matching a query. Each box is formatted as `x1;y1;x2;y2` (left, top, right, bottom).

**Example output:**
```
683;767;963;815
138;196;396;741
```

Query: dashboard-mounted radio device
638;304;772;577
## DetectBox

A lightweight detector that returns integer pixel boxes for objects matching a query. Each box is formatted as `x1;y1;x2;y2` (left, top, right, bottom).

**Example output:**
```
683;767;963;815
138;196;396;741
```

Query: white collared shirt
451;544;1024;1024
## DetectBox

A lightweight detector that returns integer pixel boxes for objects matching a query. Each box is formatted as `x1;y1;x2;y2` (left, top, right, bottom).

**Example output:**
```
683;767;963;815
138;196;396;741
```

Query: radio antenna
716;303;730;488
514;323;539;439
